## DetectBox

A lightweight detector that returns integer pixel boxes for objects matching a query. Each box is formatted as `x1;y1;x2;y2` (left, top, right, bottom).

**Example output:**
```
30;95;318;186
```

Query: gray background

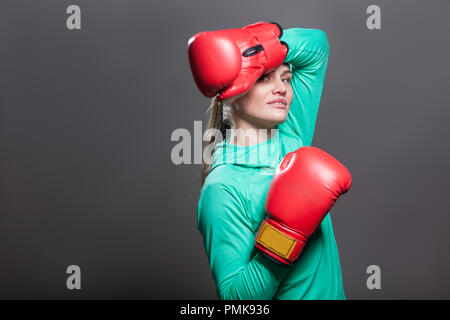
1;0;449;299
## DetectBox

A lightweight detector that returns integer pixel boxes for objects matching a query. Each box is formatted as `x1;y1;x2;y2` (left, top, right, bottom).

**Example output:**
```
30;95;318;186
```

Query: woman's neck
228;118;276;146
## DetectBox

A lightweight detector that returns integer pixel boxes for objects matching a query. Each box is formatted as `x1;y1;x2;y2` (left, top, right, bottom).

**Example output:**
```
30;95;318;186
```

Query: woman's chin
266;112;288;125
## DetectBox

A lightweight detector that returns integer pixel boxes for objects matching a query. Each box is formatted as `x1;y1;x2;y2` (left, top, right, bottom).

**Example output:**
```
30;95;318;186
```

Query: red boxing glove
255;147;352;266
187;21;288;101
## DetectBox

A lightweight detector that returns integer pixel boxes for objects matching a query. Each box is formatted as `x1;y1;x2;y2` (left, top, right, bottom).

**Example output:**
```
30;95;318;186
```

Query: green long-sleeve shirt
197;28;346;300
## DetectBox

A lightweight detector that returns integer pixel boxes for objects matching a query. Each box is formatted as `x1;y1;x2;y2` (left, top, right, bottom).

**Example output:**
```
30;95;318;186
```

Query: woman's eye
257;75;291;83
257;74;268;82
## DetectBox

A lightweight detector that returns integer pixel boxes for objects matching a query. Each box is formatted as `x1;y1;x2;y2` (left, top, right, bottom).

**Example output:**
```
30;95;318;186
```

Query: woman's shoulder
198;165;252;228
199;164;252;206
202;164;247;193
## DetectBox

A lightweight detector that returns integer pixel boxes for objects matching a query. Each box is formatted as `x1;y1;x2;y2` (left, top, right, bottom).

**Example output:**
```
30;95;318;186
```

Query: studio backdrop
1;0;449;299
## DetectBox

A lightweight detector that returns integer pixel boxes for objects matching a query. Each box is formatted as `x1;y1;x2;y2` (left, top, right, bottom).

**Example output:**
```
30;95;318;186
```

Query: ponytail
200;95;232;187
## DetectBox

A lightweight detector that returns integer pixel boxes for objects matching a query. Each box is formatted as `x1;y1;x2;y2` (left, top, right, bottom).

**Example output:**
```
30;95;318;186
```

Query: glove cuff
254;218;307;266
244;21;288;71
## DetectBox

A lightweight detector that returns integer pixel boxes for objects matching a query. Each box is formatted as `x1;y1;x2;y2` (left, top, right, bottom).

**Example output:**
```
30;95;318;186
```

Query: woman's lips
267;99;287;109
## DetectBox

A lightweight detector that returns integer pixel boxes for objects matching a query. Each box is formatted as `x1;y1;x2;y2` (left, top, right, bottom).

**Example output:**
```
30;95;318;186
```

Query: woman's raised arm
278;28;330;147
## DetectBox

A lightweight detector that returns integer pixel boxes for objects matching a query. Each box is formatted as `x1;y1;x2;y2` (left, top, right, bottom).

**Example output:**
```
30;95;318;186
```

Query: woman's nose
273;80;287;94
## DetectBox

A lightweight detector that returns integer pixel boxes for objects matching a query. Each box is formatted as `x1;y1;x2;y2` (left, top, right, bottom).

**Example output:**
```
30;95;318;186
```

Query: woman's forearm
217;252;289;300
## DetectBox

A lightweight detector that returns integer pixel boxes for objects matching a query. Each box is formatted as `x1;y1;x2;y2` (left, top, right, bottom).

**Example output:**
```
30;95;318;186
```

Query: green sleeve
278;28;330;146
197;182;289;300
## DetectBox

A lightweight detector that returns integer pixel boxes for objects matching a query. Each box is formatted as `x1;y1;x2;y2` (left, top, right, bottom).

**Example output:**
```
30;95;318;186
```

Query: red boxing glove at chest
255;147;352;266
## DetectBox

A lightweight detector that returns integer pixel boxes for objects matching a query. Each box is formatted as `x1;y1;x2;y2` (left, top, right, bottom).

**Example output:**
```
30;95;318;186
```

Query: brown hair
200;95;231;187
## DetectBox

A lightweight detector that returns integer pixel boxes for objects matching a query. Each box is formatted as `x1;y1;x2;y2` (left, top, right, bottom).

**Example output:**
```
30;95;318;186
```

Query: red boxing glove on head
255;147;352;266
187;21;288;101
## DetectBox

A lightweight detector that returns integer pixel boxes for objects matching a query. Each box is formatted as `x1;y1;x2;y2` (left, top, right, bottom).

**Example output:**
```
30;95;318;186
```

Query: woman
192;22;347;300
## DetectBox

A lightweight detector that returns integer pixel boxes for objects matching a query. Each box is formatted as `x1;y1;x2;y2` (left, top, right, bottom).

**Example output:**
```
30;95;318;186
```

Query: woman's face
231;64;293;128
